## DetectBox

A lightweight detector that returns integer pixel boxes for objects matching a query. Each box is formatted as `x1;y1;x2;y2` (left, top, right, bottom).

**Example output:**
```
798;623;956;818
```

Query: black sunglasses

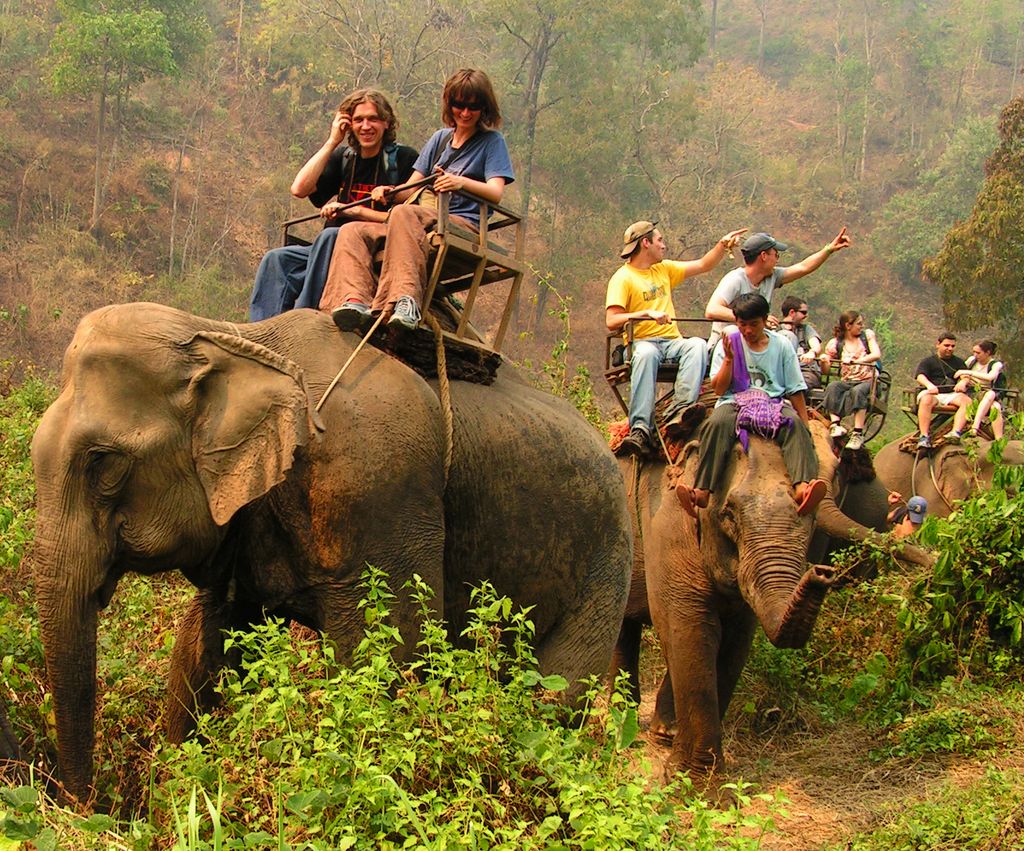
450;99;483;111
795;308;808;314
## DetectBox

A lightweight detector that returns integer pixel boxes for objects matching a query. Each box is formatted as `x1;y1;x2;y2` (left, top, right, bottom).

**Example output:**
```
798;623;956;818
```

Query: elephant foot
648;716;676;743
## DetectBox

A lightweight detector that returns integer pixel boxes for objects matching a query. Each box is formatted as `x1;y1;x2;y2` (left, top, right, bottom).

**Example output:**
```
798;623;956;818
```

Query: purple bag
728;331;792;451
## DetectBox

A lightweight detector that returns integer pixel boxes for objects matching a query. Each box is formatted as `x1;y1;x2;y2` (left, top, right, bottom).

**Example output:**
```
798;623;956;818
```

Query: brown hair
976;339;997;355
832;310;862;341
441;69;501;130
337;89;398;148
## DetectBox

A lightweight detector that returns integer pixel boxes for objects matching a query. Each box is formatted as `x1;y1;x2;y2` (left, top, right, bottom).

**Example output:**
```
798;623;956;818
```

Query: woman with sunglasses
323;68;515;331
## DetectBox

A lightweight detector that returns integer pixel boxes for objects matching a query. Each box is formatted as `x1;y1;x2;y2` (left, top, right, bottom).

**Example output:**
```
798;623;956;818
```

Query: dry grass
631;629;1024;849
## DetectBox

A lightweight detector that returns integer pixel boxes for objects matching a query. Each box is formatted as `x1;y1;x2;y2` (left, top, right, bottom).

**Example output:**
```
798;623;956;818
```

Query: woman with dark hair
322;68;515;330
956;339;1006;438
821;310;882;451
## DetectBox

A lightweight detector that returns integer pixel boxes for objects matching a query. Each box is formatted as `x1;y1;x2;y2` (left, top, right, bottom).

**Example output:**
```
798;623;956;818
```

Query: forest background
2;0;1023;413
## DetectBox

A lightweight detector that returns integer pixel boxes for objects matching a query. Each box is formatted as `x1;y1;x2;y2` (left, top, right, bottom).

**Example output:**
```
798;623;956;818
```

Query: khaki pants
319;205;475;312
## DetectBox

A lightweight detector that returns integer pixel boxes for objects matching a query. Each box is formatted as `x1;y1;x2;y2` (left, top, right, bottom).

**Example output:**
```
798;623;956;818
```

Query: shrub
135;569;778;848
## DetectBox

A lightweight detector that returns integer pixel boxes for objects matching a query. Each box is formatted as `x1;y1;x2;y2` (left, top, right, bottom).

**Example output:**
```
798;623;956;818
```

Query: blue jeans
628;336;708;432
248;227;340;321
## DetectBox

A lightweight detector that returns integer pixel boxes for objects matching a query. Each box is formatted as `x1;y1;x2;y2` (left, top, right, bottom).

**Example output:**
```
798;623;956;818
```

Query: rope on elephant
425;312;454;482
315;311;389;413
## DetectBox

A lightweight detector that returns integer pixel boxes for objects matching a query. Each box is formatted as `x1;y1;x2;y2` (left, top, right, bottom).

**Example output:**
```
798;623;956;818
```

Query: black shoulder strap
430;129;456;172
382;142;400;185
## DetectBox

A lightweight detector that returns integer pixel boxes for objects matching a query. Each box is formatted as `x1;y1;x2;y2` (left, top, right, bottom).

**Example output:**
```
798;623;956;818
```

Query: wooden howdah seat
808;361;892;442
899;385;1020;438
603;318;712;417
281;190;524;357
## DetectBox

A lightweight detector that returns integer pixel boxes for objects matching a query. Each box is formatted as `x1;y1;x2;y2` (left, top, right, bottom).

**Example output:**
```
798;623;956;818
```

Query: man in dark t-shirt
914;331;971;449
248;89;417;320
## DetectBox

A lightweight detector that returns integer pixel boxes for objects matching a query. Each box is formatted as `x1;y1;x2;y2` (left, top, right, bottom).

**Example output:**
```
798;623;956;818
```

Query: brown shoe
663;403;706;442
616;426;652;458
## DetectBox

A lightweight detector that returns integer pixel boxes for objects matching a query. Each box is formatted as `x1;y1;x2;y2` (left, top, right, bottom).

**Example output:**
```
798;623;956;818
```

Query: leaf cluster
139;568;691;848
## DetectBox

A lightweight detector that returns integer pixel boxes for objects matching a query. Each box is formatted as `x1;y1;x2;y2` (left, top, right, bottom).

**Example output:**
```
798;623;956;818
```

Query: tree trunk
90;64;110;233
757;0;768;71
709;0;718;54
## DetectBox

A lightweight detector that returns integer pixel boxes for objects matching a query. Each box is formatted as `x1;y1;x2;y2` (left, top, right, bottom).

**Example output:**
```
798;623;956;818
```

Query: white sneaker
829;423;847;439
846;432;864;451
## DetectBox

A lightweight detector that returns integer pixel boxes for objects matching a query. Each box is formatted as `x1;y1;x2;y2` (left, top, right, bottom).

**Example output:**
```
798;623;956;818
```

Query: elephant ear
185;332;324;526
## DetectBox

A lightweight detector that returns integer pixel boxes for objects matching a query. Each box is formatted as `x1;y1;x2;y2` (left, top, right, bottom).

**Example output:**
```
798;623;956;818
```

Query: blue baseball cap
907;496;928;524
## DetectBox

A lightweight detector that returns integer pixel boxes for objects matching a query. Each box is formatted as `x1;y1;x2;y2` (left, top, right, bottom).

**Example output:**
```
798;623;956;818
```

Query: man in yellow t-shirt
606;220;747;456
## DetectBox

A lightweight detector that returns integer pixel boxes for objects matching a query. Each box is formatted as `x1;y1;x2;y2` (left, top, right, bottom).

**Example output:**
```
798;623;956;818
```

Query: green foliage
895;446;1024;681
872;706;1000;760
0;370;53;572
835;766;1024;850
49;1;178;98
524;272;606;432
925;96;1024;363
133;568;766;848
872;116;996;286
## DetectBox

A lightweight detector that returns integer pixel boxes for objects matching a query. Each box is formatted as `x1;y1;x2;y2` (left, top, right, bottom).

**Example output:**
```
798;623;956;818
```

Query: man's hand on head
330;111;351;146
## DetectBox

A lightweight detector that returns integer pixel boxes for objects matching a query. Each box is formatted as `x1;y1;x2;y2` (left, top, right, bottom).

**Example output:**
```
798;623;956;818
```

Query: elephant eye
86;449;132;498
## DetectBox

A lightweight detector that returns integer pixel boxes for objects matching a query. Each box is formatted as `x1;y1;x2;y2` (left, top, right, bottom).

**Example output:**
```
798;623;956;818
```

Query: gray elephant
30;303;633;800
874;434;1024;517
611;420;933;776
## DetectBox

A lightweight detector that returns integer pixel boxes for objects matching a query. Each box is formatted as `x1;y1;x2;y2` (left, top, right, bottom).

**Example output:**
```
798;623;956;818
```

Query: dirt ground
634;639;1024;849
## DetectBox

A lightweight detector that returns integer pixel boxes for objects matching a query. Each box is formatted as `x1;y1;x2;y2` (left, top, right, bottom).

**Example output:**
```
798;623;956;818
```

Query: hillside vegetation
1;0;1022;410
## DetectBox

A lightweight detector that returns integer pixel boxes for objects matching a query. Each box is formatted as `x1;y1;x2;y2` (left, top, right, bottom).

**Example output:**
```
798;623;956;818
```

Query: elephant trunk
815;490;936;569
738;535;835;650
34;533;103;801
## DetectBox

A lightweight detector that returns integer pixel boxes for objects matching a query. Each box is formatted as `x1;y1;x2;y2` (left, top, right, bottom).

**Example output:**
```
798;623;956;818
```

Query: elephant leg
715;607;758;720
609;617;643;705
165;588;257;742
661;606;725;777
535;552;629;705
651;671;676;739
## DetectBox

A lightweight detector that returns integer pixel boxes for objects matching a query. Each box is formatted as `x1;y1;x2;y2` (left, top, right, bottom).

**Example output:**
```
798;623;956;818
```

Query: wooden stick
283;174;439;228
315;311;388;413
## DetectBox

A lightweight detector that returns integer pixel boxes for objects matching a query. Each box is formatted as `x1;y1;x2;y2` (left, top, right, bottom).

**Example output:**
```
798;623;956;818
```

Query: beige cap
620;220;658;258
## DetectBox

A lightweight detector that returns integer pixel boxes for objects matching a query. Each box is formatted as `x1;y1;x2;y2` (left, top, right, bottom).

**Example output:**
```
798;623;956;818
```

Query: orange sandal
675;483;699;519
796;478;827;517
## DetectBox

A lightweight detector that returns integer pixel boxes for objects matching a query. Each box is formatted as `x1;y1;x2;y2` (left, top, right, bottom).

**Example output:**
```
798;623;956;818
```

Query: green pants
694;402;819;494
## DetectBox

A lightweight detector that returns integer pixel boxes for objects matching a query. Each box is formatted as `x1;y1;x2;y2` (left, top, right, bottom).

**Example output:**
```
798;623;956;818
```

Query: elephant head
30;304;319;799
874;435;1024;518
684;419;836;650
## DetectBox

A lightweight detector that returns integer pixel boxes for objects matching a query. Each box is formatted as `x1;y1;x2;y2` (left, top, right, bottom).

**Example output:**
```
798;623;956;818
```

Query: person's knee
631;343;661;368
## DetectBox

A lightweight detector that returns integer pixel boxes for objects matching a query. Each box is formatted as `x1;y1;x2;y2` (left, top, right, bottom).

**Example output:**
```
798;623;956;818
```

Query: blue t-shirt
413;128;515;227
710;330;807;406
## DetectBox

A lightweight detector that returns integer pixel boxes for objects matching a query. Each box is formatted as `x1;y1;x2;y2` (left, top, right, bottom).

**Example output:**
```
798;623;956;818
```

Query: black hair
732;293;770;321
938;331;956;343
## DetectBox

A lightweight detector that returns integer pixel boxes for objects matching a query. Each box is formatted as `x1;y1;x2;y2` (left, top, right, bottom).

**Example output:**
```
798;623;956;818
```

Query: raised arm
779;227;852;285
680;229;747;277
291;109;348;198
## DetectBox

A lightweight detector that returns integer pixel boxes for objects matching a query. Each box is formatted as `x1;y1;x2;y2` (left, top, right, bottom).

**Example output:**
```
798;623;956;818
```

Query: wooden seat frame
899;385;1020;436
603;318;712;416
280;189;524;353
808;362;892;442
